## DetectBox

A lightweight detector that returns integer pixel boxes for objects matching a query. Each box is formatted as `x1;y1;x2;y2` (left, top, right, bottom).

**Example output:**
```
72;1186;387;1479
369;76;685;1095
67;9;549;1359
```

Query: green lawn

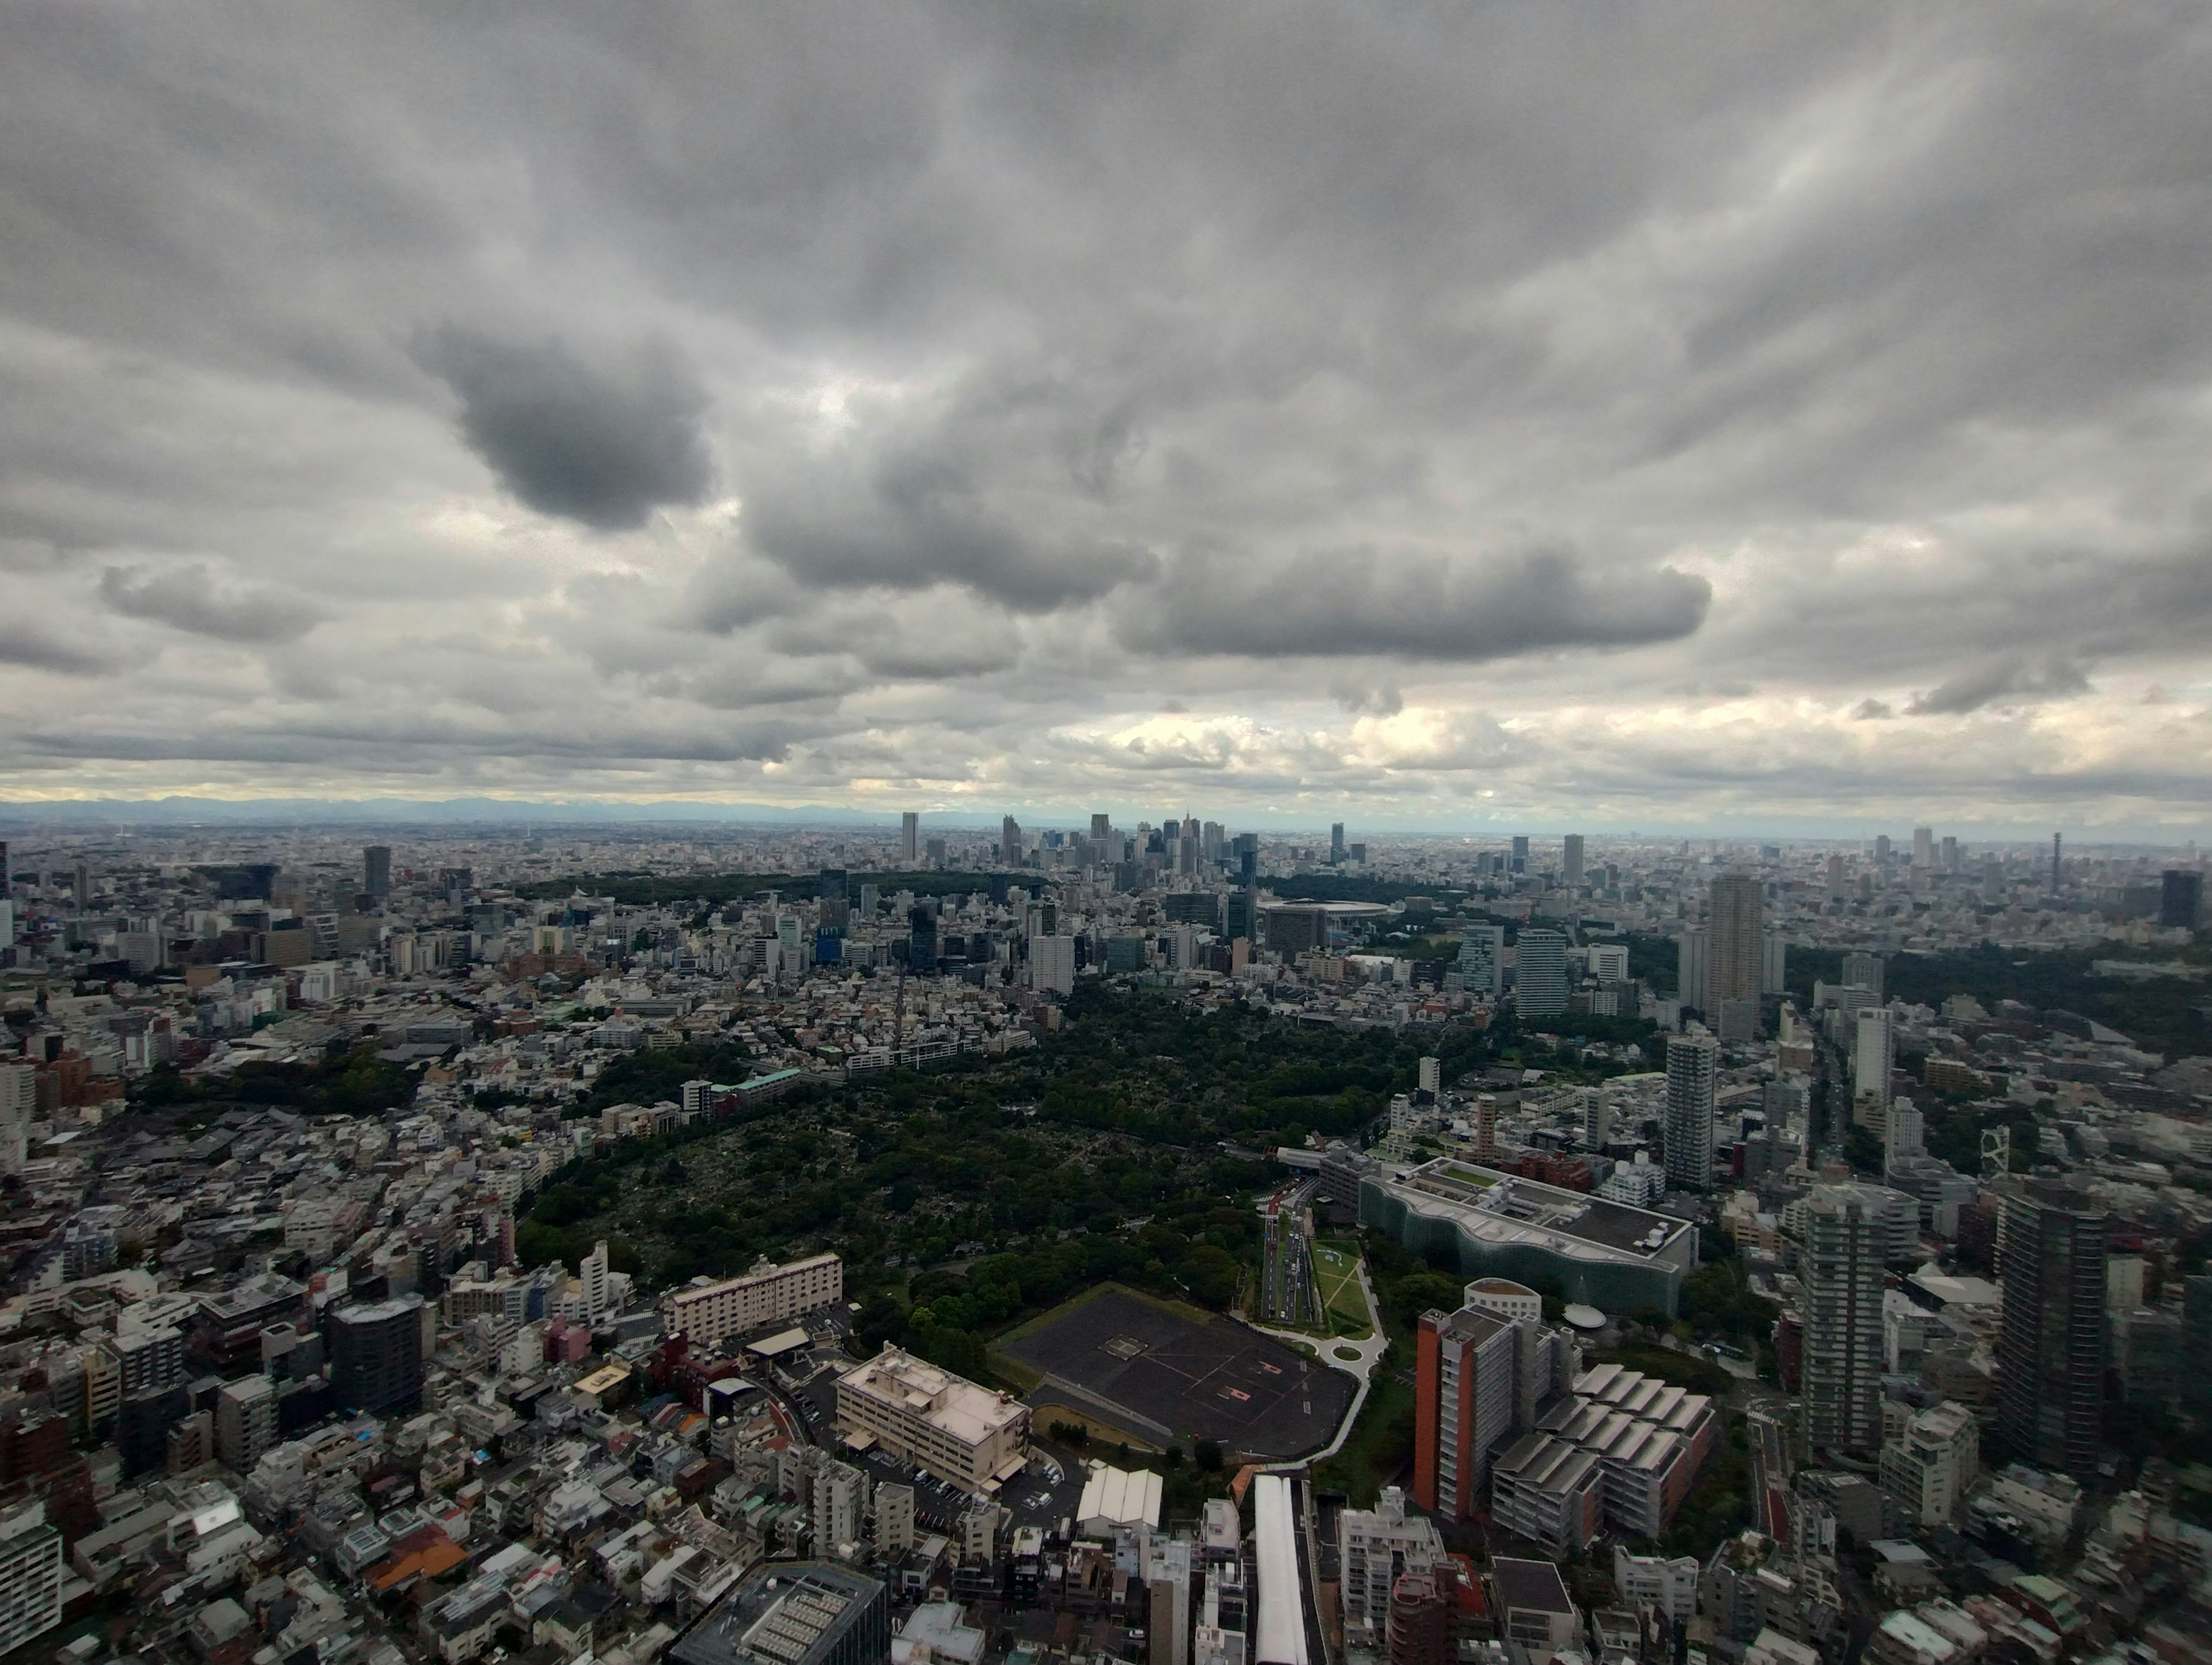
1311;1240;1374;1338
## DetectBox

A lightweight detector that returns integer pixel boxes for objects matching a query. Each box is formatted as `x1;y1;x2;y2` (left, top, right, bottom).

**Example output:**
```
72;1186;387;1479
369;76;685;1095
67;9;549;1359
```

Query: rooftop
1389;1158;1694;1260
670;1564;884;1665
1491;1556;1574;1614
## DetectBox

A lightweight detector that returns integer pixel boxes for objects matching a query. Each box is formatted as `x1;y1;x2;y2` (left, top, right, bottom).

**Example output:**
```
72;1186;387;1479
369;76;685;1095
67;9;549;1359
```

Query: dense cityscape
7;3;2209;1665
0;813;2205;1665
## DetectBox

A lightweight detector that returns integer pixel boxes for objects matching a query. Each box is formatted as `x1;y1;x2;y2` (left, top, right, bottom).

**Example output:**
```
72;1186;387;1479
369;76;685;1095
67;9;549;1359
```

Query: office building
1800;1185;1886;1457
1029;933;1074;995
1827;853;1847;898
817;868;849;930
1995;1184;2107;1479
1912;827;1934;868
1331;823;1346;864
1842;951;1884;1000
111;1324;185;1396
1090;812;1112;845
900;812;919;865
1676;927;1707;1014
2161;869;2202;930
1001;816;1021;864
1854;1009;1895;1110
1707;871;1763;1019
215;1375;278;1472
1662;1033;1718;1193
669;1563;888;1665
1338;1488;1446;1648
328;1293;427;1416
833;1347;1029;1493
907;905;937;973
1562;833;1584;886
1878;1401;1978;1528
1458;925;1504;998
0;1502;63;1655
363;845;391;898
1511;835;1530;872
1515;929;1569;1017
661;1252;843;1351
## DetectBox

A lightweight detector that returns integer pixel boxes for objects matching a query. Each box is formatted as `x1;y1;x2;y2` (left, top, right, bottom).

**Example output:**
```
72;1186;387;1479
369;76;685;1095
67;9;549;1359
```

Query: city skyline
2;6;2211;830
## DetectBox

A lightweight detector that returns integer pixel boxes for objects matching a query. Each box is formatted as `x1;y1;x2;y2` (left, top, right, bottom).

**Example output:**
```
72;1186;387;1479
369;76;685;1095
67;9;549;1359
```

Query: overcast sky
3;2;2210;835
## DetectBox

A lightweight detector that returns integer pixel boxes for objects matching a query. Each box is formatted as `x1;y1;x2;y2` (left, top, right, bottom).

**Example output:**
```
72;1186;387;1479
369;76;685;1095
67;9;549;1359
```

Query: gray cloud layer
421;329;713;531
0;1;2209;828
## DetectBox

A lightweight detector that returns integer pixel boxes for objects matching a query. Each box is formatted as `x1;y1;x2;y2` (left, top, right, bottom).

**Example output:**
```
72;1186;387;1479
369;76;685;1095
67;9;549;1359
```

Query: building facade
833;1347;1029;1495
661;1253;844;1352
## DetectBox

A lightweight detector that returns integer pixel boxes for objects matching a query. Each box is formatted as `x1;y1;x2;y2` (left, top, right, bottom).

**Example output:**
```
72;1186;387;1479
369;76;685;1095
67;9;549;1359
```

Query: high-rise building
328;1293;427;1416
900;811;919;865
1912;827;1934;868
1029;934;1074;996
579;1239;612;1321
1826;852;1847;898
1511;835;1530;872
1842;951;1884;1000
1001;816;1021;864
1412;1291;1575;1524
1995;1184;2106;1479
1800;1184;1886;1457
906;905;937;974
2050;831;2062;894
1676;927;1708;1013
1459;926;1505;998
818;869;849;930
1514;929;1569;1017
1562;835;1585;886
1707;872;1763;1019
1940;835;1959;871
1331;822;1347;864
363;845;391;898
1854;1009;1895;1109
1662;1034;1717;1193
1090;812;1112;844
0;1501;63;1655
2160;870;2202;930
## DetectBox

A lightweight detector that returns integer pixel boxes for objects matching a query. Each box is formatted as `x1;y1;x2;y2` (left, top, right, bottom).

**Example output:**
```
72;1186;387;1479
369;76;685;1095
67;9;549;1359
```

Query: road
1248;1257;1385;1468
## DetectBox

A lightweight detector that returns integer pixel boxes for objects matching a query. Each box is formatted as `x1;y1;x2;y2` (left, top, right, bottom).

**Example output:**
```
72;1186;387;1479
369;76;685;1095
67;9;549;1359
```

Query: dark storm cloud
99;564;323;643
419;329;713;531
1120;548;1711;661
